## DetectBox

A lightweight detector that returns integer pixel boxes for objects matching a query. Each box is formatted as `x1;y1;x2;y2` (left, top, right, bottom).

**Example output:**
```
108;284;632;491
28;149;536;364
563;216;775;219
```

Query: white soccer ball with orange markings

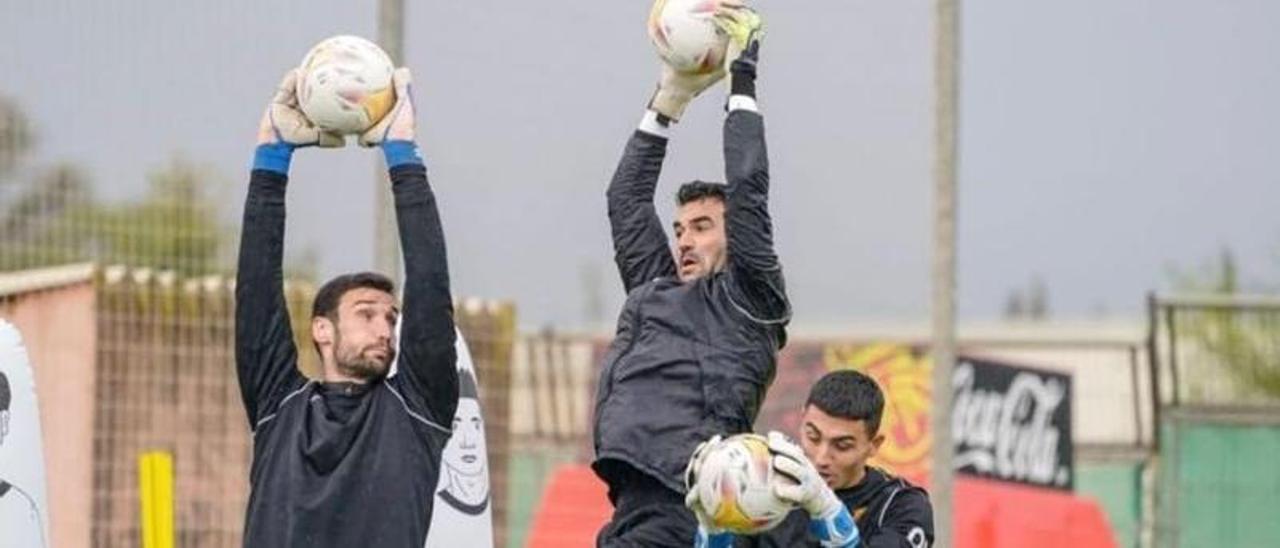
691;433;794;534
647;0;730;74
296;35;396;135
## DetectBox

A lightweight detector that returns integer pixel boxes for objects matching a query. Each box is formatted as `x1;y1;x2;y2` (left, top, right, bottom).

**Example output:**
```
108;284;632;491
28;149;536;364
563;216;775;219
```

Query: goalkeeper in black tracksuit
236;67;458;547
593;4;790;546
698;370;936;548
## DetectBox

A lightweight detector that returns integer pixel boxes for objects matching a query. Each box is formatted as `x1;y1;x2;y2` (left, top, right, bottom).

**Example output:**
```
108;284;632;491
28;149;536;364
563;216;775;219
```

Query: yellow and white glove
359;67;416;147
768;431;861;548
645;0;729;121
767;431;842;518
649;62;726;122
685;434;739;548
255;69;343;148
683;434;725;531
714;0;763;105
714;0;763;72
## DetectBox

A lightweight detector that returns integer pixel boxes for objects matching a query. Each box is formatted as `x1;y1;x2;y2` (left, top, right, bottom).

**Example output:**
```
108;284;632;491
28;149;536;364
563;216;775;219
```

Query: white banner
0;319;50;547
392;320;494;548
424;330;493;547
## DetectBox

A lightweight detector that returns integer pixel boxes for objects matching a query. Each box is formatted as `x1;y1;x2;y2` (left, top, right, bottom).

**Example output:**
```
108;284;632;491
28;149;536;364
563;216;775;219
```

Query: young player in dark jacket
236;67;459;548
689;371;935;548
594;4;790;546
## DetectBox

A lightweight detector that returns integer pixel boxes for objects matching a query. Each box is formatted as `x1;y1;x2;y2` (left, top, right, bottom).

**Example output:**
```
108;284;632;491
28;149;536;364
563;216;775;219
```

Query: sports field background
4;1;1280;547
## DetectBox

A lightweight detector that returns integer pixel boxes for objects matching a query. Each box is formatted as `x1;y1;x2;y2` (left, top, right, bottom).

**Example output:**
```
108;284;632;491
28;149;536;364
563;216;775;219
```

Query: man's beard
334;333;395;382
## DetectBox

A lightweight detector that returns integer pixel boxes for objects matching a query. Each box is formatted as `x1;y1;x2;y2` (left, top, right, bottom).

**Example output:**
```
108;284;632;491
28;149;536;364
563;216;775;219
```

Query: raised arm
608;22;731;293
719;7;789;325
606;123;677;292
235;70;340;429
366;69;459;428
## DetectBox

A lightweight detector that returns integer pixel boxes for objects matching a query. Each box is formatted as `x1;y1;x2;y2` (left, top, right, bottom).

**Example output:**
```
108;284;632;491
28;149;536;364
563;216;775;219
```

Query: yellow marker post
139;451;175;548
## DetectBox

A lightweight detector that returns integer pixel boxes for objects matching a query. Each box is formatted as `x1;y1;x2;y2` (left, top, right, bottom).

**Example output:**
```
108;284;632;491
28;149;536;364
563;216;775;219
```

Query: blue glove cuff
695;527;735;548
253;142;294;174
382;140;423;168
809;506;860;548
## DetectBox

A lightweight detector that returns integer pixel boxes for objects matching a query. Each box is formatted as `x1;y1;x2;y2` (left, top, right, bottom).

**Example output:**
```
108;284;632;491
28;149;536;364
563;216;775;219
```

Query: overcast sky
3;0;1278;328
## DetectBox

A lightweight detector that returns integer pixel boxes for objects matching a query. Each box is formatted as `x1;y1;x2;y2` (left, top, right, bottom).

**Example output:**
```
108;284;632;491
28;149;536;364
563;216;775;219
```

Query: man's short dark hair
0;371;10;412
311;272;395;320
676;180;727;206
806;370;885;436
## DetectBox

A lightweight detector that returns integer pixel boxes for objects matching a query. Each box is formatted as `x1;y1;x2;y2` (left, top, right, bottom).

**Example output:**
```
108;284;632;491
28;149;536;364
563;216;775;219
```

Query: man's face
799;404;885;490
673;197;727;282
314;287;399;382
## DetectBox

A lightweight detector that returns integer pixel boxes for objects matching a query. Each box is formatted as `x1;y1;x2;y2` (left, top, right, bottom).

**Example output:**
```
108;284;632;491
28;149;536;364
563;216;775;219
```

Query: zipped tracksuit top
235;162;458;548
593;108;791;495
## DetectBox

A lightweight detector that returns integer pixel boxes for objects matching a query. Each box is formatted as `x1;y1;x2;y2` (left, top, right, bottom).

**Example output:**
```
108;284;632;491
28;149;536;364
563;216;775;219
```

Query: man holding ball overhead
236;63;459;546
593;2;791;545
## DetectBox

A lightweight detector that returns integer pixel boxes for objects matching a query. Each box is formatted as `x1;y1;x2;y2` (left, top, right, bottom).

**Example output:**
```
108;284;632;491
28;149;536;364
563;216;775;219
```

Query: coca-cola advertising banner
953;356;1073;490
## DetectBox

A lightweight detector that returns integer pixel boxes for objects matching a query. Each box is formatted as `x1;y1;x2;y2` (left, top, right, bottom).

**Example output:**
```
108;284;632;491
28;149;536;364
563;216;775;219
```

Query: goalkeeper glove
768;431;861;548
255;69;343;148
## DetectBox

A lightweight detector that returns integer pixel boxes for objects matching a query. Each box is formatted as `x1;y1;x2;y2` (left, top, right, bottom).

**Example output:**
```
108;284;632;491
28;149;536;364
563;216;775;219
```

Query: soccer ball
691;433;794;534
296;35;396;135
647;0;729;74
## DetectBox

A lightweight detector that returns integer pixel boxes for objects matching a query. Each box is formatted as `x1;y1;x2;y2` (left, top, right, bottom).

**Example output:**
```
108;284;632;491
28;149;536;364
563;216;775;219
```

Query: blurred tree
0;94;100;270
1173;247;1280;398
580;261;605;328
0;164;96;269
0;93;234;275
1002;275;1050;321
91;158;230;275
1;92;324;282
0;94;33;180
1027;276;1049;319
283;244;321;283
1003;290;1025;320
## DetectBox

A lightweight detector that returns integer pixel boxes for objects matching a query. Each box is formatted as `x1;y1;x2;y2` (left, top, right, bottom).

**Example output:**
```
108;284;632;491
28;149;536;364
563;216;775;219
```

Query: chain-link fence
1148;293;1280;547
0;144;234;278
1;264;517;547
1149;293;1280;410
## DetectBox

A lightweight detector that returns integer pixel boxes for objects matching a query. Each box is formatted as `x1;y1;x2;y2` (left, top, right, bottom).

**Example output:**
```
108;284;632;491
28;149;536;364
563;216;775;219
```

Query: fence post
1146;292;1162;448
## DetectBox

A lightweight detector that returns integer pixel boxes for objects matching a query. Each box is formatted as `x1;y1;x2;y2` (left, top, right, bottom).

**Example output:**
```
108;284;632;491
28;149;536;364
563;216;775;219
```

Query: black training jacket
593;109;791;496
738;467;935;548
235;164;458;548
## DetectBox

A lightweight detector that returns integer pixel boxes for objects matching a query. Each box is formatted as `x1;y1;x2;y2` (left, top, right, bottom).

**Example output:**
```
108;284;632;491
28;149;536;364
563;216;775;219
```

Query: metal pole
1165;306;1180;406
1129;344;1144;448
1146;292;1162;449
1143;292;1162;548
930;0;959;546
376;0;404;285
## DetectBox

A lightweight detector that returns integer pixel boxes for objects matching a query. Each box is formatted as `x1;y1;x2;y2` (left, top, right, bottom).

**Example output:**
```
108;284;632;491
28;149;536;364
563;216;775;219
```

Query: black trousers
596;465;698;547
